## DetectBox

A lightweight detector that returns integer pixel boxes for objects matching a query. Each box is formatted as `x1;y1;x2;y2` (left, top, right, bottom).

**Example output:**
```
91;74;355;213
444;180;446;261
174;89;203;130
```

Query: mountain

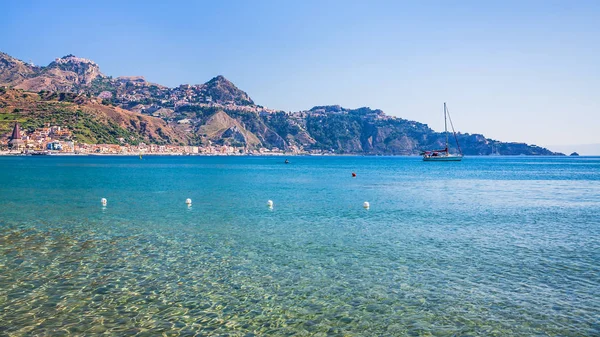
0;51;562;155
0;53;104;93
203;75;254;106
0;52;38;84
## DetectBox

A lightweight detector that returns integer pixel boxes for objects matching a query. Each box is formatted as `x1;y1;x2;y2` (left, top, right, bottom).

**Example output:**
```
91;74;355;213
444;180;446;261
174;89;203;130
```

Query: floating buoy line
101;194;371;209
98;166;375;211
99;199;371;209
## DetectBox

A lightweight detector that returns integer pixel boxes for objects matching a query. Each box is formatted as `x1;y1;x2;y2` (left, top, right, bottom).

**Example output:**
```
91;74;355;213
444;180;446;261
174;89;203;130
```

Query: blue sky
2;0;599;148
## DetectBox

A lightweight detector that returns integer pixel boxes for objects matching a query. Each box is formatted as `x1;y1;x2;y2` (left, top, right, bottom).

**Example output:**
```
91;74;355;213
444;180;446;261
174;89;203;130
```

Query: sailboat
422;103;463;161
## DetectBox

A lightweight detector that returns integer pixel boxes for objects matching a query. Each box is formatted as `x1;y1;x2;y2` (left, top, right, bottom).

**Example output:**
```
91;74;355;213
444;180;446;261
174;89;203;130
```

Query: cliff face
43;55;104;85
0;51;562;155
197;111;260;147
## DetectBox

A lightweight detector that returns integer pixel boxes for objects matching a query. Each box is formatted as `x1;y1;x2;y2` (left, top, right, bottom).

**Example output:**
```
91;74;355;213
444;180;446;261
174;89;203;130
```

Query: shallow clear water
0;156;599;336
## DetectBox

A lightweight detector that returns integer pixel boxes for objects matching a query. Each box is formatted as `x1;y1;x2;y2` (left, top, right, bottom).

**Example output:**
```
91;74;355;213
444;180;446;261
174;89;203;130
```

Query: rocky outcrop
45;55;104;85
1;54;105;92
201;75;253;105
0;52;38;85
198;111;260;147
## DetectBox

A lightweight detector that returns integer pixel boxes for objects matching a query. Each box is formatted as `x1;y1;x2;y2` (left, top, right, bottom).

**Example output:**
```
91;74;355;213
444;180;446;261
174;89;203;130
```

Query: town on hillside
0;122;314;155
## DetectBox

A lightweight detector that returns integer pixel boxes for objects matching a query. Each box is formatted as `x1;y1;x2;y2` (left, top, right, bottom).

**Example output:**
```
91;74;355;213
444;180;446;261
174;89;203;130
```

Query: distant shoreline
0;152;592;157
0;151;335;157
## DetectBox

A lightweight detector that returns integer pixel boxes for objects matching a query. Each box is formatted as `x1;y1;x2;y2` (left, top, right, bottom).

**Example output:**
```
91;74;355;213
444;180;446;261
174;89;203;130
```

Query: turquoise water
0;156;599;336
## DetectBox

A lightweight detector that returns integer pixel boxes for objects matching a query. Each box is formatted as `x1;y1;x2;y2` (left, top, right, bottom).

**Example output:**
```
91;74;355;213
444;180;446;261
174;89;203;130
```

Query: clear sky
2;0;599;147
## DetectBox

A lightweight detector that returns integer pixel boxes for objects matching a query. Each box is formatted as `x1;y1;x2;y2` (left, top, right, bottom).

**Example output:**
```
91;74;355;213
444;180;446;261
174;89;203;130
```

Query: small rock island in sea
570;152;580;156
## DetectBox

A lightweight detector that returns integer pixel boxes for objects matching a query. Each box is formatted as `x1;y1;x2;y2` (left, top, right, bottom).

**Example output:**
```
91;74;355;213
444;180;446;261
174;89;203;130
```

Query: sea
0;155;598;336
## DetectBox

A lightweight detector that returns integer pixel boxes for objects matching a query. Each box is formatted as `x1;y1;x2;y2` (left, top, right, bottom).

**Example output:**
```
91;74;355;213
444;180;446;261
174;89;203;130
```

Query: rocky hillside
0;52;38;84
1;53;104;93
0;51;562;155
203;75;253;105
198;111;261;147
0;87;187;145
269;105;558;155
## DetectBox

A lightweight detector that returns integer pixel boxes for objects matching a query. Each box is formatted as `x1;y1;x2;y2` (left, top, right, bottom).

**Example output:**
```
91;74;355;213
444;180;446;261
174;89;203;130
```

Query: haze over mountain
0;52;561;155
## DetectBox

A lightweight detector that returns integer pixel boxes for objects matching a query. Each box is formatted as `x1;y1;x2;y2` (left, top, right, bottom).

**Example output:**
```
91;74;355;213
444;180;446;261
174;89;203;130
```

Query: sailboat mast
444;102;449;152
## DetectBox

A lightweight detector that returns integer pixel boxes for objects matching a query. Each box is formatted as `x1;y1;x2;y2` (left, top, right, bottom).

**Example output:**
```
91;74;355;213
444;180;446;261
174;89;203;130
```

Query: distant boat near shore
490;143;500;156
422;103;463;161
28;150;51;155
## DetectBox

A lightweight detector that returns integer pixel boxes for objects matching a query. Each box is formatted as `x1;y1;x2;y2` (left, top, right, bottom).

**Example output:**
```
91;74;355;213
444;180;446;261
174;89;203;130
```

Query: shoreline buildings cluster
4;123;74;152
2;123;314;155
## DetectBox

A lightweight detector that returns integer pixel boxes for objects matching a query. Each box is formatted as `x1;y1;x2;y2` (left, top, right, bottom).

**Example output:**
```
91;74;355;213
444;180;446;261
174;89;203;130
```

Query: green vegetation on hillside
0;88;185;145
306;114;362;152
0;105;142;145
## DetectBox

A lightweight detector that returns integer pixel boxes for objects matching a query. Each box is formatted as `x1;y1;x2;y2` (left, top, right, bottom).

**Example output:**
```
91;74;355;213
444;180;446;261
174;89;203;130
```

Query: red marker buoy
352;172;356;177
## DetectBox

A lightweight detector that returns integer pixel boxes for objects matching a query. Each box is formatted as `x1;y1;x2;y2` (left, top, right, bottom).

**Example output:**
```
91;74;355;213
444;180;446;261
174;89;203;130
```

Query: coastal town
0;122;310;156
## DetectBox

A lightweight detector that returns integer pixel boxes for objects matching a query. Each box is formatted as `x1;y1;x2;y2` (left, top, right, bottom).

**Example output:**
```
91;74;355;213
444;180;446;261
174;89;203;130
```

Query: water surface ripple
0;156;599;336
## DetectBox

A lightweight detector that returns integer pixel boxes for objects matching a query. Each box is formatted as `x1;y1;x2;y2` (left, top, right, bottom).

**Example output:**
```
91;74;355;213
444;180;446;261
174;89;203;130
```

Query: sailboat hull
423;155;462;161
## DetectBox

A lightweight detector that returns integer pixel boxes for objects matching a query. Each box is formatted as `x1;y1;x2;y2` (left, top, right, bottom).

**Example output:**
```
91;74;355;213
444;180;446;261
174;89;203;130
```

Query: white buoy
363;201;370;209
186;198;192;205
267;200;273;208
101;198;107;206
